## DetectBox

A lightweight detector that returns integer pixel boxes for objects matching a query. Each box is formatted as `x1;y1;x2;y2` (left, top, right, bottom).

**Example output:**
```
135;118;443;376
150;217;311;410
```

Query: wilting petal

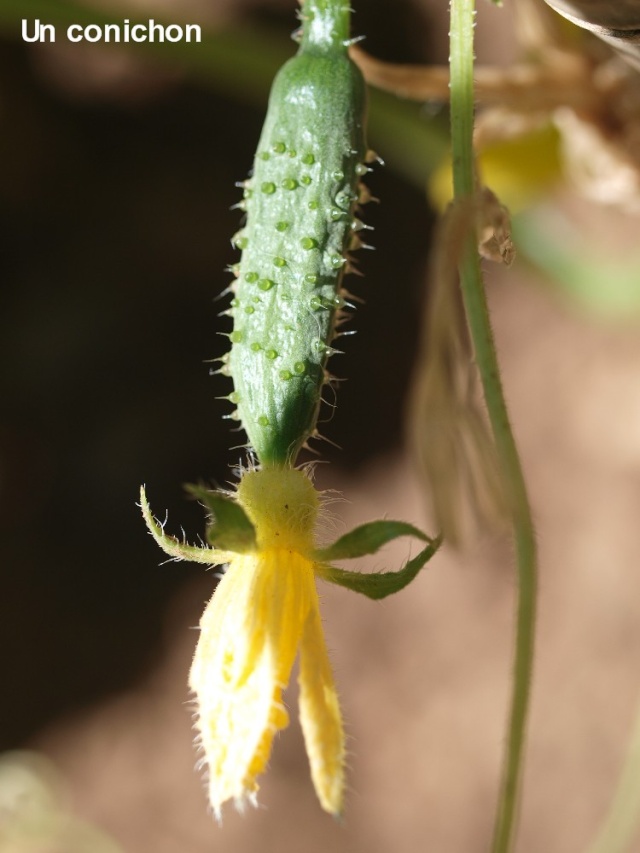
189;549;315;816
298;588;345;817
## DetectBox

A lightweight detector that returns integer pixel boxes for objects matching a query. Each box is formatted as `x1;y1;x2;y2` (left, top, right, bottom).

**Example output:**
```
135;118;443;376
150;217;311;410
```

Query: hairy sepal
315;521;442;600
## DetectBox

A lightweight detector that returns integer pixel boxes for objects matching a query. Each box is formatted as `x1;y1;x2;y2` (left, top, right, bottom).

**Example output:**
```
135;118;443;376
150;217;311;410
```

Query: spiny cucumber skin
228;51;367;467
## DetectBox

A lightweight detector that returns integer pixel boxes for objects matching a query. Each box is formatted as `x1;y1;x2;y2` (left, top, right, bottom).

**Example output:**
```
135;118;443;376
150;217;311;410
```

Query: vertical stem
449;0;475;199
449;2;538;852
299;0;351;53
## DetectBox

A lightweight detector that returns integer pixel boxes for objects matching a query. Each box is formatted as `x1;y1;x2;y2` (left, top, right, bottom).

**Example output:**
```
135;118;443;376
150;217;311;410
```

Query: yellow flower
141;468;344;818
141;466;439;820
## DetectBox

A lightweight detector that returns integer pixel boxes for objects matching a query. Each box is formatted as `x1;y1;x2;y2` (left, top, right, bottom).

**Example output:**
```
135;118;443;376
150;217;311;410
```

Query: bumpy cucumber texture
227;33;367;466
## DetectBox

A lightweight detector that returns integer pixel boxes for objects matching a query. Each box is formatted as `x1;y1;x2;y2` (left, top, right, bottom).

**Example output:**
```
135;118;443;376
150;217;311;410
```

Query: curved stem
449;2;538;852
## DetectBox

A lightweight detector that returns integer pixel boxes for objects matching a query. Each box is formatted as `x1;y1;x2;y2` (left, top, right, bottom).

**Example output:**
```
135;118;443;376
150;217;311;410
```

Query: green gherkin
227;17;367;466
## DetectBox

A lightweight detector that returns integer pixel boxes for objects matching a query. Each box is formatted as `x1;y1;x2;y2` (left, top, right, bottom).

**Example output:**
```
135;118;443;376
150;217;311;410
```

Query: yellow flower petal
189;548;315;816
298;590;345;817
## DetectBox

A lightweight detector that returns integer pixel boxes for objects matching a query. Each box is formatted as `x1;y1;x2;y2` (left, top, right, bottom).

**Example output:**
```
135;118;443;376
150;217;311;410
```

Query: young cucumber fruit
227;37;367;466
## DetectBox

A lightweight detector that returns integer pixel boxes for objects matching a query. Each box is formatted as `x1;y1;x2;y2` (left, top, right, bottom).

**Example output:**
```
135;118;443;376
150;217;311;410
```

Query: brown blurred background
2;1;640;852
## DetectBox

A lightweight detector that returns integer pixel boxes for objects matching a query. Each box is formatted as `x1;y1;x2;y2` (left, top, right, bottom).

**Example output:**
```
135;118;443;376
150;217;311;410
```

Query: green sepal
313;519;432;562
314;519;442;600
317;535;442;600
186;484;257;553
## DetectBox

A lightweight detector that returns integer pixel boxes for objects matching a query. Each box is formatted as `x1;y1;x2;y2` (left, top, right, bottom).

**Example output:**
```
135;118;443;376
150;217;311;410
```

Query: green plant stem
449;2;538;852
299;0;350;53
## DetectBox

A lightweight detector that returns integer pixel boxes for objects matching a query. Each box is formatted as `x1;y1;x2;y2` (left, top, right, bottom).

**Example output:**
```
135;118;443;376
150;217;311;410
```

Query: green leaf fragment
318;536;442;600
314;519;433;561
187;485;257;553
